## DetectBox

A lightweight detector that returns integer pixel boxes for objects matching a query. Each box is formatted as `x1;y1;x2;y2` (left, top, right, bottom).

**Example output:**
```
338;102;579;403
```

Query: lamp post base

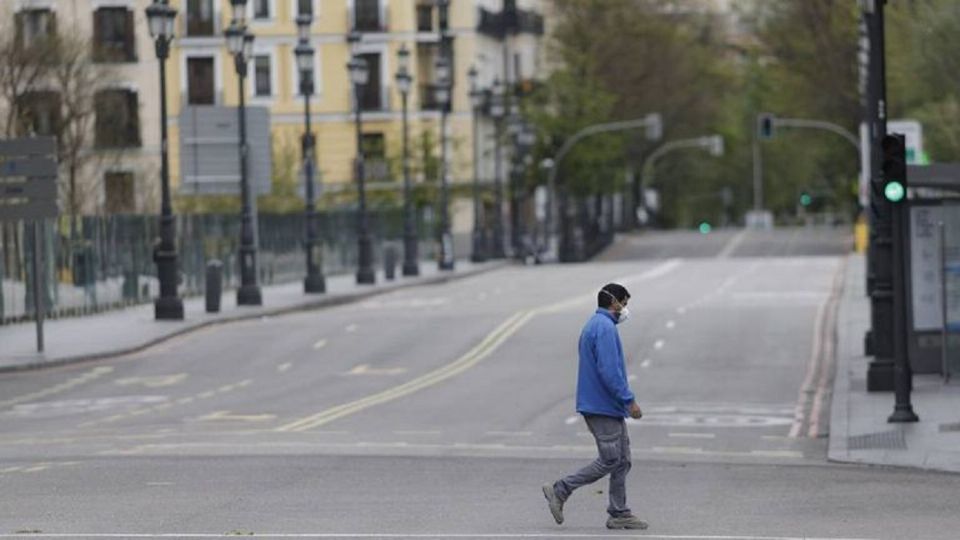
154;296;184;321
471;230;487;263
888;405;919;423
402;262;420;277
356;267;376;285
237;284;262;306
304;274;326;294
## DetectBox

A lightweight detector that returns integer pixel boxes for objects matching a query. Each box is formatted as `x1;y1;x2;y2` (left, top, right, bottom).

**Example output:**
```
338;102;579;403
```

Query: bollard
384;244;397;280
205;259;223;313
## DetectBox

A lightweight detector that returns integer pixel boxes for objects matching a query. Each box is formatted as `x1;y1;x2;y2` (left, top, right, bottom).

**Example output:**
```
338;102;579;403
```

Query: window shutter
92;10;103;61
124;9;135;61
128;91;141;146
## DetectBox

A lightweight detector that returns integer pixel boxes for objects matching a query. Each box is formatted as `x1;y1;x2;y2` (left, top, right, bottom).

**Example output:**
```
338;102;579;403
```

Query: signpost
0;137;59;353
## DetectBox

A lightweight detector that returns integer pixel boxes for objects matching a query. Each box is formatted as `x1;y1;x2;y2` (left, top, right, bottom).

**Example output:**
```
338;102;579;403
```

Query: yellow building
165;0;547;219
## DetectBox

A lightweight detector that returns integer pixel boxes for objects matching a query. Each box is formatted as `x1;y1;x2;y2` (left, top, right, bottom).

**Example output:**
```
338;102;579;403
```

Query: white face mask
617;307;631;324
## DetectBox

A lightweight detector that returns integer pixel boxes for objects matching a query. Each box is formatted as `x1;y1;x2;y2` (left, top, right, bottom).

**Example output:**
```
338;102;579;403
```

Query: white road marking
0;366;114;409
666;320;676;329
485;431;532;437
114;374;188;388
654;339;666;350
564;416;579;425
669;432;716;439
0;535;881;539
346;324;358;333
717;228;748;258
640;359;652;368
628;374;637;382
393;430;441;436
313;339;328;350
346;364;408;376
277;363;292;373
677;307;687;314
194;410;276;423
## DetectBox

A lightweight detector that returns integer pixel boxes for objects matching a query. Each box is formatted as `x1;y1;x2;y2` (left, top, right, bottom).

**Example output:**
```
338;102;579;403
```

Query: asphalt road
1;227;957;539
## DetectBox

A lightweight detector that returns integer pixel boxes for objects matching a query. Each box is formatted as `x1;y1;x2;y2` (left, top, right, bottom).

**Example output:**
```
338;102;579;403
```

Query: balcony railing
477;7;544;37
419;84;443;111
355;85;392;112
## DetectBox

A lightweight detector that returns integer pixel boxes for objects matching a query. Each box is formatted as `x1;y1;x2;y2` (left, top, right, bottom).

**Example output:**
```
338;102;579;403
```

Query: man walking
542;283;647;530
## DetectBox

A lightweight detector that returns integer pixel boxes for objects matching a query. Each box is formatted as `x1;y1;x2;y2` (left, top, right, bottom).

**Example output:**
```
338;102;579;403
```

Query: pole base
357;267;376;285
304;274;326;294
154;296;184;321
888;406;919;423
864;330;874;357
439;260;455;271
237;284;263;306
867;359;895;392
402;263;420;277
470;253;487;263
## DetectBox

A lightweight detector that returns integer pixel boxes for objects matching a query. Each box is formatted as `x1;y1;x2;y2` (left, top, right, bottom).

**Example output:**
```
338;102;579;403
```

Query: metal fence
0;209;434;325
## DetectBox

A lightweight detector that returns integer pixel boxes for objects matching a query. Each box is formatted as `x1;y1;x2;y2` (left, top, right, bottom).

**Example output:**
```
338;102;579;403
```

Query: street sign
0;137;58;223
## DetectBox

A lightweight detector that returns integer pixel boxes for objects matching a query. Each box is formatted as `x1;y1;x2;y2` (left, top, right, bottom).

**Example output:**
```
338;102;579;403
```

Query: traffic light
699;222;712;234
800;192;812;207
881;134;907;203
758;113;775;140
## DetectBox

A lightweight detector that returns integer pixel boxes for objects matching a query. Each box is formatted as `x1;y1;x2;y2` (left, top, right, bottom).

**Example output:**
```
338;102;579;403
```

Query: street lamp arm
641;135;723;184
773;118;861;152
548;116;660;189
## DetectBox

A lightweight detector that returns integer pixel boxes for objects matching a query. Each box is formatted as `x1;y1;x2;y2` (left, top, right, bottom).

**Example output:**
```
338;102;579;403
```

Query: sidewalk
0;259;507;373
829;254;960;473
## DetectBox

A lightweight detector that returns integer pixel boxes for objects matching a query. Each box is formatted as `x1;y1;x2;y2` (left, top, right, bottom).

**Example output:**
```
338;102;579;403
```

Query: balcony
416;4;434;32
419;84;444;112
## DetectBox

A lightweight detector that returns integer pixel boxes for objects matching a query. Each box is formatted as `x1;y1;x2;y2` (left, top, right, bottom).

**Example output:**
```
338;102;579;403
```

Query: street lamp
489;77;506;258
145;0;183;320
395;44;419;277
225;15;261;305
295;14;325;293
468;65;486;263
434;52;454;271
348;50;376;284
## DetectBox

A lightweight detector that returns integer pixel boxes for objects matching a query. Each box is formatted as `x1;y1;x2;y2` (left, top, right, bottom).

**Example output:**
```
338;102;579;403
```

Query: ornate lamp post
395;44;419;277
348;43;376;284
468;66;486;263
145;0;184;320
489;78;506;258
434;53;454;271
225;1;261;305
295;14;325;293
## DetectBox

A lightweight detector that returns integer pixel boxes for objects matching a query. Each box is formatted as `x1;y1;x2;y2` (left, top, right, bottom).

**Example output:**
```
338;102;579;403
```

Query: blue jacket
576;309;635;418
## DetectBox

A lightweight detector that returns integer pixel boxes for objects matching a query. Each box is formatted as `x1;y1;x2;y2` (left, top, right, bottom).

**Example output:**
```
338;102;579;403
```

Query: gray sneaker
606;514;649;530
541;483;564;524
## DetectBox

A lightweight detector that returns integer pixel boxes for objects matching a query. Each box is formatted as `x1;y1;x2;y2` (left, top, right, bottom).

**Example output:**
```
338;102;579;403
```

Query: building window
93;8;136;63
254;55;271;97
358;52;382;111
16;91;61;137
416;3;433;32
362;133;389;181
253;0;271;19
16;9;56;48
354;0;382;32
186;0;215;36
95;89;141;148
187;57;215;104
296;0;313;17
104;172;135;214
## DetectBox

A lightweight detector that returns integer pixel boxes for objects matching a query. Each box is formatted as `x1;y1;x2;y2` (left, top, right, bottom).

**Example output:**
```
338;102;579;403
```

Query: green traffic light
699;222;712;234
884;181;905;202
800;193;812;207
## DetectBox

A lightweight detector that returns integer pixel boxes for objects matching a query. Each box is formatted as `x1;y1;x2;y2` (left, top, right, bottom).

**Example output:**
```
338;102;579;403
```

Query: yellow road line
276;311;532;432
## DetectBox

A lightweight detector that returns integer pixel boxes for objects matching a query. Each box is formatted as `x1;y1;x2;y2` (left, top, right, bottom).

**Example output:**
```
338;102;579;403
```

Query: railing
359;85;392;112
352;0;388;32
0;209;434;324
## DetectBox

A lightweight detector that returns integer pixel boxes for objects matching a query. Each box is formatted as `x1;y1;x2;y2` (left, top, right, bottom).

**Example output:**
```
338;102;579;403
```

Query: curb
0;261;512;374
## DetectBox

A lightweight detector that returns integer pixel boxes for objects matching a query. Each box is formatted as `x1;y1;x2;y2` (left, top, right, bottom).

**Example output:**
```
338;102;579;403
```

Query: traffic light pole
863;0;896;391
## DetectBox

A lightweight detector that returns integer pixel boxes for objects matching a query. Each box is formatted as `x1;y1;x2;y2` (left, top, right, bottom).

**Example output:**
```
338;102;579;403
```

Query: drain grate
939;422;960;433
848;430;907;450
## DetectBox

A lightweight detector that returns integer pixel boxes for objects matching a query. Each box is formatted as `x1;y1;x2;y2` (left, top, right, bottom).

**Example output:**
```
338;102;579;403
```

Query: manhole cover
848;430;907;450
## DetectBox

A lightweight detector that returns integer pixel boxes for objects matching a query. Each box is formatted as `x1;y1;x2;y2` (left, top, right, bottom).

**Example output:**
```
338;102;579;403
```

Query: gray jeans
553;414;632;517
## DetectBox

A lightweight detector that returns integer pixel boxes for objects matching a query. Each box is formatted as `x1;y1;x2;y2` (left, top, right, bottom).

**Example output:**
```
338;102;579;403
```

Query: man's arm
595;326;636;407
